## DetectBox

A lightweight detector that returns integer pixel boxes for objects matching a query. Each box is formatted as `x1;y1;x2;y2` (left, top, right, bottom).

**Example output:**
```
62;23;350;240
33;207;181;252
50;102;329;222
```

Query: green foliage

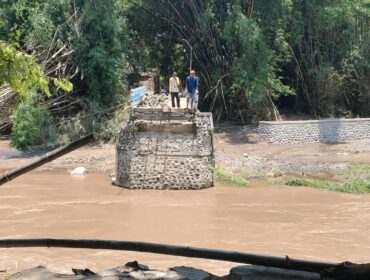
11;93;53;149
0;40;50;98
0;40;72;99
285;177;310;187
0;1;73;98
0;0;46;44
52;106;129;147
53;78;73;92
74;0;126;105
286;177;370;194
286;164;370;194
284;0;370;117
215;167;249;187
222;4;293;104
126;0;370;120
3;0;370;139
338;163;370;181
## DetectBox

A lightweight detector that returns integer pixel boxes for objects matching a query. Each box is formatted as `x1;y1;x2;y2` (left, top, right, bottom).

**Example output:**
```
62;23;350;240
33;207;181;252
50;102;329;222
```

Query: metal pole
181;39;193;71
0;133;97;186
0;238;338;273
190;46;193;71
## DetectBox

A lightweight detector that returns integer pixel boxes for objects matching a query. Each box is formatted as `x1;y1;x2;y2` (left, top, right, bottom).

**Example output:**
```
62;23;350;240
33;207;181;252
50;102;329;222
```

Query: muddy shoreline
3;124;370;177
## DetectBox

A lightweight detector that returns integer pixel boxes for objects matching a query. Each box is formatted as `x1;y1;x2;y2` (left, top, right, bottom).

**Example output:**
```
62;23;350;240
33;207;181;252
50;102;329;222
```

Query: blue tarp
130;86;147;105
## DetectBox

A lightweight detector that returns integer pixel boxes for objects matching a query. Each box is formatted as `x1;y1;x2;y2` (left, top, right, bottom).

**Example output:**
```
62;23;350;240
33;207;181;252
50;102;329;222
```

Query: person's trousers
171;92;180;108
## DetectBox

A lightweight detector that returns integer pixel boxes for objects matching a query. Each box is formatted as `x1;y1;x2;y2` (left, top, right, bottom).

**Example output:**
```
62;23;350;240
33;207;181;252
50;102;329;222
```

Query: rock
171;266;215;280
70;167;87;175
10;266;74;280
15;262;370;280
124;260;149;271
230;265;320;280
243;153;248;158
320;262;370;280
273;170;283;177
72;268;96;276
266;169;283;178
8;263;184;280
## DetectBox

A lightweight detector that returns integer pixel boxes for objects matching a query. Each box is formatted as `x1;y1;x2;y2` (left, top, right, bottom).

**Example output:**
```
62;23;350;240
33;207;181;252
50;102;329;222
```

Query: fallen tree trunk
0;238;338;273
0;133;97;185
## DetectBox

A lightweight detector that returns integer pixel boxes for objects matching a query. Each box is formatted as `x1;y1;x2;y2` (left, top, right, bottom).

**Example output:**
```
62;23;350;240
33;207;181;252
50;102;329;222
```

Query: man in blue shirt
186;70;198;109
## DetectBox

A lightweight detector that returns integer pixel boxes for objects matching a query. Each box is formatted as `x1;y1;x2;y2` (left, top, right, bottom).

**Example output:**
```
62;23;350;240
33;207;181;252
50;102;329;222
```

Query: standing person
186;70;198;109
169;72;180;108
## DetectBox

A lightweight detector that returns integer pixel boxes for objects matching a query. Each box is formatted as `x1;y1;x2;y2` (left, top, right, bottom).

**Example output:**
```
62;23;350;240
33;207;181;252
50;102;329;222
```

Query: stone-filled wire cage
115;108;215;189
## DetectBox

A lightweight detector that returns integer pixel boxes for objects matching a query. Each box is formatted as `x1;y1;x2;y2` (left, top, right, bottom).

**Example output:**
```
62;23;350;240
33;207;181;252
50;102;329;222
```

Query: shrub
11;93;53;149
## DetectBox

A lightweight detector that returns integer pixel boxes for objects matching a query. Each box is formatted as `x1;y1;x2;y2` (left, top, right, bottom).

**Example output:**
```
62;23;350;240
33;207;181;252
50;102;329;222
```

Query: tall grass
286;164;370;194
215;167;249;187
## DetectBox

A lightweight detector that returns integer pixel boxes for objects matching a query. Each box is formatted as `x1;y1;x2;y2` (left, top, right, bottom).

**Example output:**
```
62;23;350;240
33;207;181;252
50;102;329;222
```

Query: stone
7;263;328;280
70;166;87;175
229;265;320;280
171;266;214;280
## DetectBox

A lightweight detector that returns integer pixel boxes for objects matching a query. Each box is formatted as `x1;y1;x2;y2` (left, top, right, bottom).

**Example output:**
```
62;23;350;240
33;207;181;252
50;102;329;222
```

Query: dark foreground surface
0;261;322;280
3;261;370;280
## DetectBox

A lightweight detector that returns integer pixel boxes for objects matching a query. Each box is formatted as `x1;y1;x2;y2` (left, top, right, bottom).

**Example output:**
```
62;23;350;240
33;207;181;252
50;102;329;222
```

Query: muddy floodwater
0;172;370;275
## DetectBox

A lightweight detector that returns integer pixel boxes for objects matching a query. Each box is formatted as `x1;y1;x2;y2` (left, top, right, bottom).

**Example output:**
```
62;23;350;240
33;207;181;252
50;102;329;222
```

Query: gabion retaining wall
116;108;214;189
258;118;370;144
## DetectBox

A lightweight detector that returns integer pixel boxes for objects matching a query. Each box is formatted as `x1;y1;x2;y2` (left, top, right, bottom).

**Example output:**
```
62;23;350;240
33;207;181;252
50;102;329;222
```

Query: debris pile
137;91;169;108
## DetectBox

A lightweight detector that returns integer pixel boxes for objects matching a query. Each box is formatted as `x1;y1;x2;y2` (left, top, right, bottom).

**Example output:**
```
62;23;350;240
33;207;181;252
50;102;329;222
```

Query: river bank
2;124;370;185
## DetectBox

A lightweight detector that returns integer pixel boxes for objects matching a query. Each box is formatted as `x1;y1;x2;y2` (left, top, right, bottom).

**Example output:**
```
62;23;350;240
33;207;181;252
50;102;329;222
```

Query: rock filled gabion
116;108;214;189
258;118;370;144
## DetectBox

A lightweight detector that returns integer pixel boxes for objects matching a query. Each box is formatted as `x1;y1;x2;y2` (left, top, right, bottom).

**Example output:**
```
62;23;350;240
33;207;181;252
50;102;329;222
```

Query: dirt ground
214;124;370;179
2;124;370;181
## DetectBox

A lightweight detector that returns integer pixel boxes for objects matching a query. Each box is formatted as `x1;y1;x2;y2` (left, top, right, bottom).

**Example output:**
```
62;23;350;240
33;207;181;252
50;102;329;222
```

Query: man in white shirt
169;72;180;108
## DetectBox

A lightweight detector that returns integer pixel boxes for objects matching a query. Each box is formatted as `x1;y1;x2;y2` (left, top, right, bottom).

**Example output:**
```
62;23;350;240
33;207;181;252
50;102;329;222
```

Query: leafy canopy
0;40;72;98
0;40;49;98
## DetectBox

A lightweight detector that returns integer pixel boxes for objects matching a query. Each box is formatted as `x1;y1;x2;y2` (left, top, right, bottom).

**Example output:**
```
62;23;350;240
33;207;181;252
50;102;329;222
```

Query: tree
126;0;293;121
74;0;126;106
0;40;50;98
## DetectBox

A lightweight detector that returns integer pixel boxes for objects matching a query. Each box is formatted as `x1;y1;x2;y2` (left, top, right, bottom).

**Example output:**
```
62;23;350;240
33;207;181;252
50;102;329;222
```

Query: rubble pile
137;91;169;108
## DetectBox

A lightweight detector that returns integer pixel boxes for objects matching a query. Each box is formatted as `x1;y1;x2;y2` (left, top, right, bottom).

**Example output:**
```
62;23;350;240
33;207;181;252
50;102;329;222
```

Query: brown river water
0;172;370;275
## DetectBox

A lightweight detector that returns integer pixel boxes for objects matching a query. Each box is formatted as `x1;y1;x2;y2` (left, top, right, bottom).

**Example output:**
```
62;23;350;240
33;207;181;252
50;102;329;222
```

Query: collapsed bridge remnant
115;107;214;189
